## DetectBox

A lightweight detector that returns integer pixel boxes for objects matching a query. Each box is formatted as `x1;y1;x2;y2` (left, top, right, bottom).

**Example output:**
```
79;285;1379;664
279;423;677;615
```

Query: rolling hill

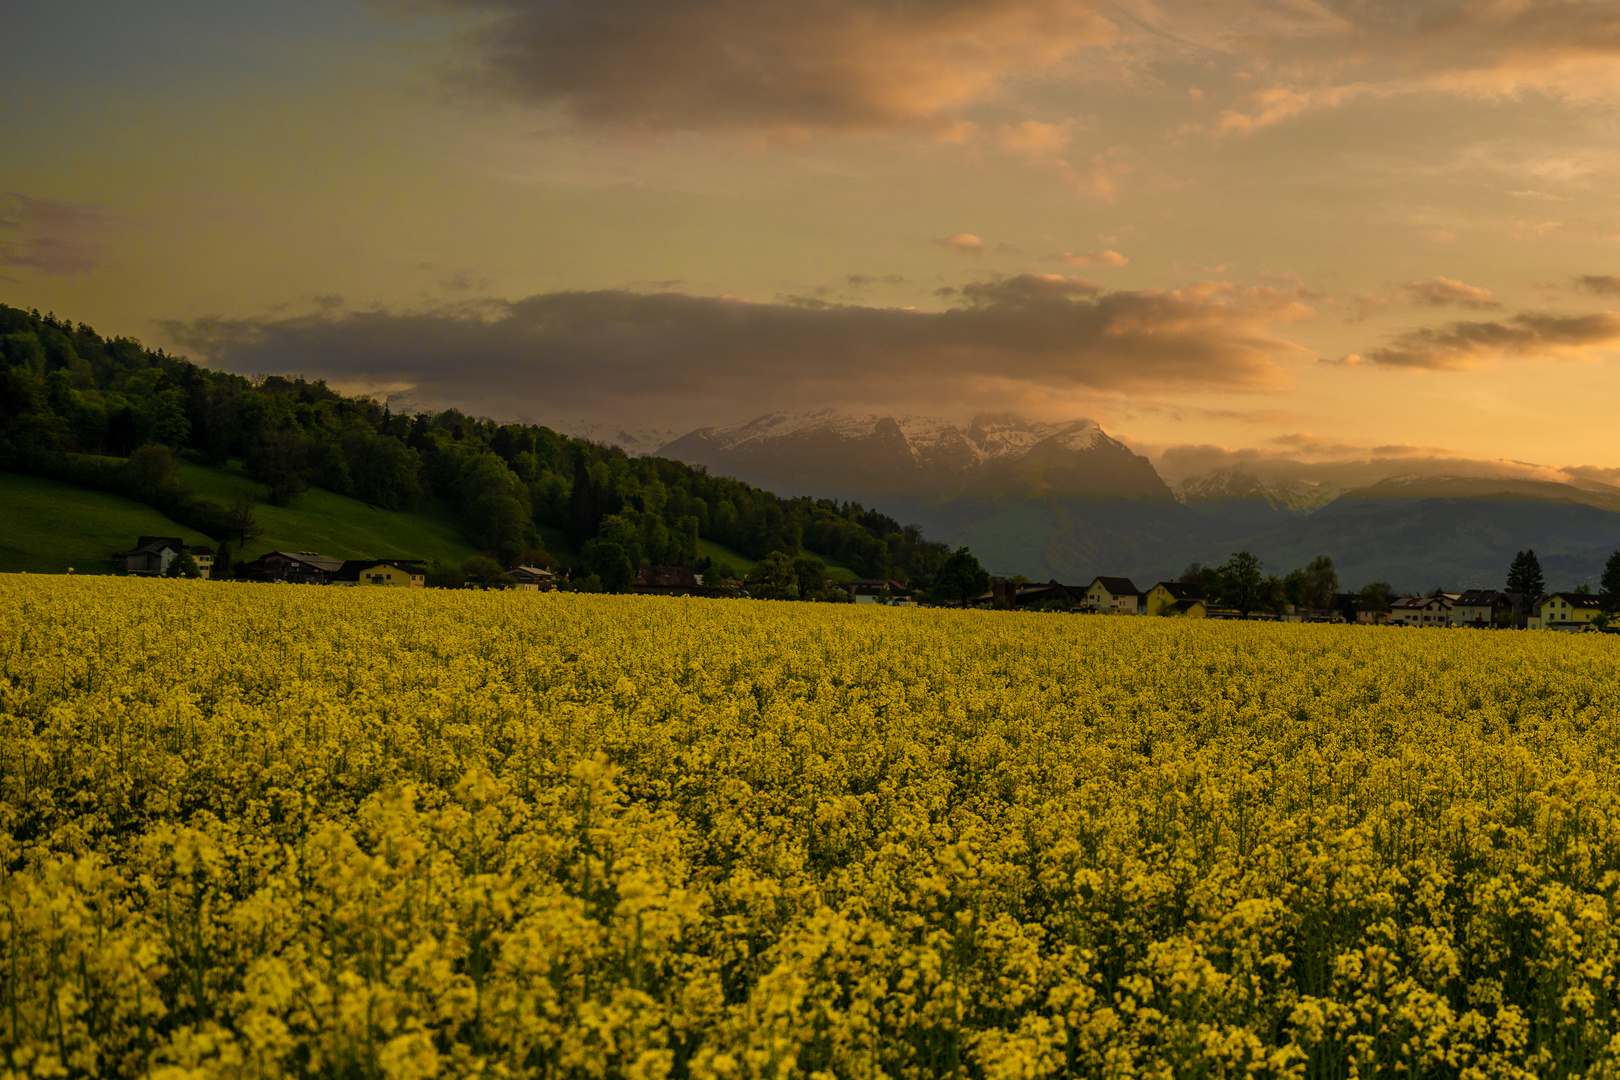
0;461;483;575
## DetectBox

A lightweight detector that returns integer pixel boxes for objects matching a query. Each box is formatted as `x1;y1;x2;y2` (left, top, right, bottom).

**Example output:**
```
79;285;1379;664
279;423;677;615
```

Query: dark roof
847;579;892;587
251;551;345;573
115;535;185;557
1391;596;1449;609
1171;598;1205;611
1544;592;1604;609
1454;590;1505;605
1153;581;1205;601
1090;576;1140;596
1014;582;1084;606
636;565;699;589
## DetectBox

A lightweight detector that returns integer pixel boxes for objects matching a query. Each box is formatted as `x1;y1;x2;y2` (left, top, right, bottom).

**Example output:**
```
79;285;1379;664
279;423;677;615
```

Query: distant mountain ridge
1346;473;1620;512
659;410;1172;501
656;410;1620;590
1173;466;1342;528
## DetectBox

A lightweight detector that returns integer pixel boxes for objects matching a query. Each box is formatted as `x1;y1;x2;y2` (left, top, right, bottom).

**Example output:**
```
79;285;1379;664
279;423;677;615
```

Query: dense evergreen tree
1507;549;1545;596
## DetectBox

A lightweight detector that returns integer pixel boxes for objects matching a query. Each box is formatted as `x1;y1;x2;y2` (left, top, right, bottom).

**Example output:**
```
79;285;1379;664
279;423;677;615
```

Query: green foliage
163;550;200;579
1214;551;1265;614
588;541;636;594
121;443;179;503
744;551;800;600
463;554;512;589
1507;549;1545;596
931;547;990;605
791;554;829;600
1302;554;1338;610
1359;582;1394;606
425;558;467;590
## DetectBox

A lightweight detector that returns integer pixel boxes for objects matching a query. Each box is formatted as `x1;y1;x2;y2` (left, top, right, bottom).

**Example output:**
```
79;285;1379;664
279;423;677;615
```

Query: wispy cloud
1398;277;1500;309
0;194;114;276
1342;310;1620;370
1051;249;1127;267
1575;274;1620;296
939;233;985;254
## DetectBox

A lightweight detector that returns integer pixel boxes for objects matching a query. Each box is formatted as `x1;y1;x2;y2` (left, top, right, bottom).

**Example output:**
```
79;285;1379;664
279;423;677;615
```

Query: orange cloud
1356;310;1620;370
1398;277;1500;309
939;233;985;254
426;0;1118;134
1053;250;1128;267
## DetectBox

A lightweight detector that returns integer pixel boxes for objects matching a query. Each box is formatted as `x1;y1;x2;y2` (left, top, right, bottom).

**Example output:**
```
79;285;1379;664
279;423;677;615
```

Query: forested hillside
0;305;948;583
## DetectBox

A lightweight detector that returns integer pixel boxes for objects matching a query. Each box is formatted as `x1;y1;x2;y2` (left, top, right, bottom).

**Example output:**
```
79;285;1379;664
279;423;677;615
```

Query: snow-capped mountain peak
658;410;1170;501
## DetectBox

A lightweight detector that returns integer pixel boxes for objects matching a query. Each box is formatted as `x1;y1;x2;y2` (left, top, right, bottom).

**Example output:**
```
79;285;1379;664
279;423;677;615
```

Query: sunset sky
6;0;1620;484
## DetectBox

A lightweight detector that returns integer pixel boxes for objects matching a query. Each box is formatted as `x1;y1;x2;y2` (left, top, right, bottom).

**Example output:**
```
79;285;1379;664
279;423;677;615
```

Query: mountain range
655;411;1620;591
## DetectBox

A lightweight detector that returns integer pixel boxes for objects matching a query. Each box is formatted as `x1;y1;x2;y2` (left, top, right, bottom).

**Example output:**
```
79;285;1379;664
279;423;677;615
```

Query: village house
508;565;557;591
335;559;426;587
244;551;345;585
1351;601;1390;624
633;565;709;596
1530;592;1604;630
1144;581;1206;618
112;536;215;578
847;578;896;604
1085;576;1142;614
1450;590;1527;628
1012;580;1087;609
1389;595;1455;627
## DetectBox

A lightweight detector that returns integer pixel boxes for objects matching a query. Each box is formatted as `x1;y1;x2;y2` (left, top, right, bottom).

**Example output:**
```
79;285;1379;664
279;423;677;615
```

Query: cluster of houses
109;538;739;595
944;574;1604;631
109;537;1609;628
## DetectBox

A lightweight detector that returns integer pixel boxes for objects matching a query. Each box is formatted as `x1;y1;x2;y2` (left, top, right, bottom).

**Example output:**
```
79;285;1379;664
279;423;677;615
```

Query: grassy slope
6;459;867;579
173;461;479;563
0;473;215;574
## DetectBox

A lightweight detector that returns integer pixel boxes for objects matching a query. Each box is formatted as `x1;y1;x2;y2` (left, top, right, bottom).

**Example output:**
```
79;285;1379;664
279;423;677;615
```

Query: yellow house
337;559;426;587
1145;582;1207;617
1086;576;1142;614
1530;592;1604;629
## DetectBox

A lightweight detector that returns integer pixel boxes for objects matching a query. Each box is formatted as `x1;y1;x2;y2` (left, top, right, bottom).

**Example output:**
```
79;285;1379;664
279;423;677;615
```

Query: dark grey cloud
0;194;113;276
164;280;1308;429
1575;274;1620;296
418;0;1117;133
1351;310;1620;369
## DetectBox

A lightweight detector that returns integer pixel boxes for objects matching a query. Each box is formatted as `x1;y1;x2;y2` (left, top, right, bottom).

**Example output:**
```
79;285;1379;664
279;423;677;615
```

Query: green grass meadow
0;473;216;575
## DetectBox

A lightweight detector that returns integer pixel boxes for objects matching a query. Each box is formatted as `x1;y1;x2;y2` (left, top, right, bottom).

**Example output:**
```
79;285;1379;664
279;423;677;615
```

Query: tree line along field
5;578;1620;1079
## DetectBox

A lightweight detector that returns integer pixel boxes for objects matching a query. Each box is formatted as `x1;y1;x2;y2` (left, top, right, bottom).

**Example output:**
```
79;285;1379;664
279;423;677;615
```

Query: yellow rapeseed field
5;577;1620;1080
